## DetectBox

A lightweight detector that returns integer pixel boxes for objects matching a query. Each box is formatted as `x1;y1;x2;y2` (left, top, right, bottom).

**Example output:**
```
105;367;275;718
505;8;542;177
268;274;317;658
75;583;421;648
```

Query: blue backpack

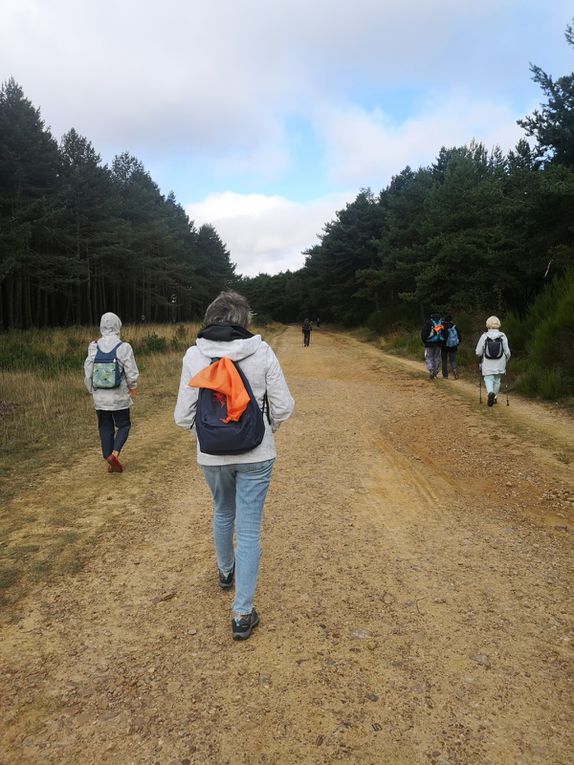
426;319;445;343
445;325;459;348
92;342;123;389
195;359;270;456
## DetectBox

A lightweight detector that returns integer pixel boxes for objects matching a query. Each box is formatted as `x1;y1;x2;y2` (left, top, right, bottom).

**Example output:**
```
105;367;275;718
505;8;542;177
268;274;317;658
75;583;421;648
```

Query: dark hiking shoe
218;563;235;590
232;608;259;640
487;392;495;407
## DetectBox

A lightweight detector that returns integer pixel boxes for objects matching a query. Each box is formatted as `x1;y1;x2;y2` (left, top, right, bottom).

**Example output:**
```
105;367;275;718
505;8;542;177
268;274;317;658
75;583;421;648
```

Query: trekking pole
479;367;482;404
505;374;510;406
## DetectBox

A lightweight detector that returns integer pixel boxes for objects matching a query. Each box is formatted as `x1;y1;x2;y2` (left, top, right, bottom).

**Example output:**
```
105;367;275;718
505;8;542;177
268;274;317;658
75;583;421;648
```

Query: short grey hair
203;291;252;328
486;315;501;329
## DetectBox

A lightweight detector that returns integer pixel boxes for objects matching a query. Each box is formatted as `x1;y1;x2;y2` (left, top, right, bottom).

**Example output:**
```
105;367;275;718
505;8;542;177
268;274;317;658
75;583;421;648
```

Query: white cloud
1;0;570;160
316;95;527;187
186;191;351;277
2;0;572;274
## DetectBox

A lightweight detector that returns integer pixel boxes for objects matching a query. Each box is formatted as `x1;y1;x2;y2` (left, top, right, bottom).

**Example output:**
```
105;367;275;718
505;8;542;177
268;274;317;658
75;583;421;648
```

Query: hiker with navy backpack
84;312;139;473
441;314;461;379
421;312;445;380
174;291;294;641
475;315;511;407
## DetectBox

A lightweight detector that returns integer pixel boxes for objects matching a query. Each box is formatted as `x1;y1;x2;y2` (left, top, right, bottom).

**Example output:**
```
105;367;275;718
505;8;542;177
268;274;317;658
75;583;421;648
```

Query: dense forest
1;24;572;336
239;24;574;330
0;80;235;329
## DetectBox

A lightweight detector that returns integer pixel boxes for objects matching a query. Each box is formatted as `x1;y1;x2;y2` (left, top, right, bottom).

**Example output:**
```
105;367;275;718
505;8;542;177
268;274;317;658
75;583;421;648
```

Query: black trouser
303;330;311;347
441;347;458;378
96;409;131;458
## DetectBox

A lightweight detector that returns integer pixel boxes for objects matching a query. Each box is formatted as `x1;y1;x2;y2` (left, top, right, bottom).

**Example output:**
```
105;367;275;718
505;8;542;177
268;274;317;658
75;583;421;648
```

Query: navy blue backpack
92;342;123;389
195;359;270;456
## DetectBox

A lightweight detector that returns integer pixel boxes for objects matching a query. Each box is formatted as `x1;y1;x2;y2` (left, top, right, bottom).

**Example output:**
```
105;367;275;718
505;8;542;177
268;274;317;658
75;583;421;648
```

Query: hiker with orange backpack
421;313;445;380
174;291;294;640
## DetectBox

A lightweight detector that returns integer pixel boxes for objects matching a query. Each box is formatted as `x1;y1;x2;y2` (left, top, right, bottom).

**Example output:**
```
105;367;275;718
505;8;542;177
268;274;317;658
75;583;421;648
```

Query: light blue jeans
201;459;274;615
484;374;503;397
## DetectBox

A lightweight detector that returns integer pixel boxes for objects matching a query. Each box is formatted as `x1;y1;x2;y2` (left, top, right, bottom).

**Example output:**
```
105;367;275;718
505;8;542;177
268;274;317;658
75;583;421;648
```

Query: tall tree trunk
23;275;33;328
14;272;23;328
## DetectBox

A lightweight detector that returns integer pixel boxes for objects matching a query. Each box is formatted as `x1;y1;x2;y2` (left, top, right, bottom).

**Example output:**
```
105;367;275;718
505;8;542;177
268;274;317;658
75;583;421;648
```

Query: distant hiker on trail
441;314;461;379
302;318;312;347
475;315;511;407
174;291;294;641
421;312;445;380
84;312;139;473
316;317;321;328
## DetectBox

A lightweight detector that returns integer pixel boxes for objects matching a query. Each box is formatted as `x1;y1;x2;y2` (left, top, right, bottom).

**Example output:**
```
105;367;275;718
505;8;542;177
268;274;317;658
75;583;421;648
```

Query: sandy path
1;327;573;765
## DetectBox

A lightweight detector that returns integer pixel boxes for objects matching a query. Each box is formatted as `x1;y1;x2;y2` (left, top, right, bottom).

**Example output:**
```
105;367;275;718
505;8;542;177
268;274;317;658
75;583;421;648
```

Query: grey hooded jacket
84;313;139;410
174;331;294;466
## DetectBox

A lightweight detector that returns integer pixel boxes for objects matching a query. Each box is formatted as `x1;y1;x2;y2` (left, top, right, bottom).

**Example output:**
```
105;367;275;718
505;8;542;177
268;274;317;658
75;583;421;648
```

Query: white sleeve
475;333;486;357
117;343;139;388
83;342;97;392
265;347;295;432
502;334;511;360
174;352;200;430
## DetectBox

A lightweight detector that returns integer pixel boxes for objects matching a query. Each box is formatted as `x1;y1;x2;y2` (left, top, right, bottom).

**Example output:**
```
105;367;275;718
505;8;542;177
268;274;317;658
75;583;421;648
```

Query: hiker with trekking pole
476;315;511;407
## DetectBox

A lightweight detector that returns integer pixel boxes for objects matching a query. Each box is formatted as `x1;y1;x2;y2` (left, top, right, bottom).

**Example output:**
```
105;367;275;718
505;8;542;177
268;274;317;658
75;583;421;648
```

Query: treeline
0;79;235;329
239;24;574;330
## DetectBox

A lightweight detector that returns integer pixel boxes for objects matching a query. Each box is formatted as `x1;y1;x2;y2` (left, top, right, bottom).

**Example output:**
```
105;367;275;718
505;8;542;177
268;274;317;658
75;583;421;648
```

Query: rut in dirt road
1;326;573;765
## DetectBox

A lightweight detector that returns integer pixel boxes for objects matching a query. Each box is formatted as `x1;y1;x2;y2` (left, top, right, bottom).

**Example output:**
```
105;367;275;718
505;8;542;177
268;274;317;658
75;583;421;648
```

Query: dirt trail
1;327;573;765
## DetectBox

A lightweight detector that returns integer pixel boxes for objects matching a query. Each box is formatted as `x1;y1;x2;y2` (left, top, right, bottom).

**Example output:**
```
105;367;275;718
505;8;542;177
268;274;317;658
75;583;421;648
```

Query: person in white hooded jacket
174;291;294;640
475;315;511;407
84;312;139;472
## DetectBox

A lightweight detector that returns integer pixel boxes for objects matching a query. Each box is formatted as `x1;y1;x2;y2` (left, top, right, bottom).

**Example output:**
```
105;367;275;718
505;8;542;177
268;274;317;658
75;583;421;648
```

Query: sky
1;0;573;276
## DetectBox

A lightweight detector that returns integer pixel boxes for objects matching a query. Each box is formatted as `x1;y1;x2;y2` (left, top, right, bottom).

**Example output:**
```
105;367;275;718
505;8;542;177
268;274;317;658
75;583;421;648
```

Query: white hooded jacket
84;313;139;410
174;330;294;466
475;330;511;375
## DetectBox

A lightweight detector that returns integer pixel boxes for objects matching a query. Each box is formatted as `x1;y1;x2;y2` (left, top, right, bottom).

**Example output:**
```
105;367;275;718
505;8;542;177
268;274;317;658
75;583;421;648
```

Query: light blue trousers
484;374;503;396
201;459;274;615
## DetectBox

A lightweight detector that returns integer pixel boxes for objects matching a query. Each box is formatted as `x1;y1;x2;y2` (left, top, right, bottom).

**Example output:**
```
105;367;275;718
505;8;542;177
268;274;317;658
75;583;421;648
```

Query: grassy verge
0;321;284;612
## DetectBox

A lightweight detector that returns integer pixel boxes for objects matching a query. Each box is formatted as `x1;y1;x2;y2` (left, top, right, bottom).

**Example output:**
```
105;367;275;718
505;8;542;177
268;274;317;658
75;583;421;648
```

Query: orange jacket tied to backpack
188;357;250;423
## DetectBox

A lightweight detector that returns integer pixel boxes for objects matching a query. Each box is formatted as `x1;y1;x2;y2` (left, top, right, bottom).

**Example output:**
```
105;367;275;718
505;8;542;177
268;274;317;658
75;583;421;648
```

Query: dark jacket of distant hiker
442;320;462;348
421;314;445;348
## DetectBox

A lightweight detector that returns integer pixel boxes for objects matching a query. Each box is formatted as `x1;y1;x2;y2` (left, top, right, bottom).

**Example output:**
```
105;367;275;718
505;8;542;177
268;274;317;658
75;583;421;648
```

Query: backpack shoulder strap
234;358;270;424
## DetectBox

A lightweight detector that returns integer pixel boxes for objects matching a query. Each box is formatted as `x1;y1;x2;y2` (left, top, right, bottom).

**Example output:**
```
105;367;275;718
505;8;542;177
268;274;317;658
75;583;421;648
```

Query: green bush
141;332;168;353
500;270;574;399
366;305;421;334
386;332;422;356
251;313;272;327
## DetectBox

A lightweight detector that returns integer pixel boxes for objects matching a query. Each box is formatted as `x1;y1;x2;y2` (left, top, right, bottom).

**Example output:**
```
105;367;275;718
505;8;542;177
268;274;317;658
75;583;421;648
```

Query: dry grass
0;321;284;611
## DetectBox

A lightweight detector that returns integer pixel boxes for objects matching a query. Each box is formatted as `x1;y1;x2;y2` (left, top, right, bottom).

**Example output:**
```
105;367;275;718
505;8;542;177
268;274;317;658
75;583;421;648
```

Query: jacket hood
100;312;122;336
198;324;253;342
196;333;263;363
